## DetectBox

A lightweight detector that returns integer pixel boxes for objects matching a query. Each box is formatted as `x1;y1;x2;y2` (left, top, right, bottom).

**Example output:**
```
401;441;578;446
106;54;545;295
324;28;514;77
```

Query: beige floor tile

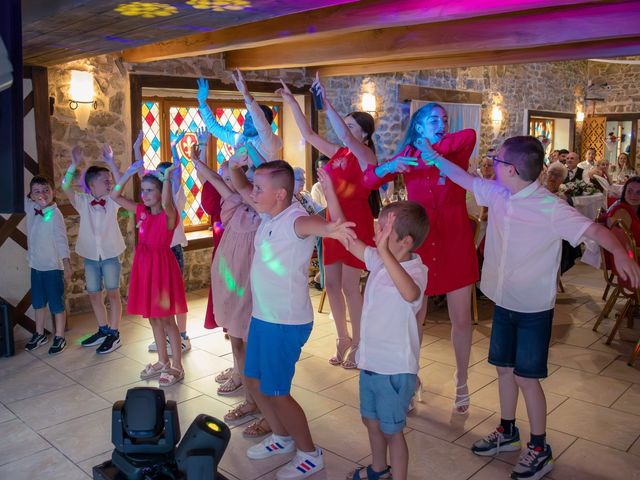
113;338;168;365
542;367;631;407
185;373;244;406
40;408;112;463
455;413;576;466
630;436;640;457
41;343;125;373
66;356;145;393
420;339;489;367
289;385;343;422
309;405;373;462
100;379;203;405
421;333;443;346
611;383;640;416
547;343;617;374
0;419;51;466
547;398;640;451
0;362;75;404
600;359;640;383
77;450;112;476
0;447;89;479
467;458;515;479
470;380;568;421
256;449;357;480
189;331;233;356
302;334;346;361
548;438;640;480
293;356;359;393
419;361;496;400
307;321;337;343
318;376;360;409
177;394;246;433
407;391;494;442
551;324;604;348
0;349;41;379
181;348;236;382
588;336;634;356
0;403;15;424
8;383;111;430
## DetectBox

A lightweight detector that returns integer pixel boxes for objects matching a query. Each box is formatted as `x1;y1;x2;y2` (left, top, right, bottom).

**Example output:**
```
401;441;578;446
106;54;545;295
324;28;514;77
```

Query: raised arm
168;129;186;196
190;144;234;200
110;160;144;212
229;150;257;209
418;138;476;192
197;77;238;146
276;80;338;158
294;215;356;247
313;73;376;167
61;146;83;204
101;143;122;183
161;163;178;230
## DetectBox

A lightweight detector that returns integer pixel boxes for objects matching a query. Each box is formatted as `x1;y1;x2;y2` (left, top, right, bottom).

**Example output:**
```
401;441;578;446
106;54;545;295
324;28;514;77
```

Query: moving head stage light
93;387;230;480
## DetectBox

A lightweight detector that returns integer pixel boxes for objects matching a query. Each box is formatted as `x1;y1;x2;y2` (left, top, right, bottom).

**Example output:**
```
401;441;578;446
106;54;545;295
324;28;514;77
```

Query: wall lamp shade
576;111;585;122
491;105;503;124
361;92;377;115
69;70;96;129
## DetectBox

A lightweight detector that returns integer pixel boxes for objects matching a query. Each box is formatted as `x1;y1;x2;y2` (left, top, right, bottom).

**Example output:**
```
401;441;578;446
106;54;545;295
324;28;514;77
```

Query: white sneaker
247;434;295;460
276;448;324;479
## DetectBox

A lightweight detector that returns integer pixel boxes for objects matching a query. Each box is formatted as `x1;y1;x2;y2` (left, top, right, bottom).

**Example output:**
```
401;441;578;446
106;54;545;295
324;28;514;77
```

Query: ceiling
21;0;640;75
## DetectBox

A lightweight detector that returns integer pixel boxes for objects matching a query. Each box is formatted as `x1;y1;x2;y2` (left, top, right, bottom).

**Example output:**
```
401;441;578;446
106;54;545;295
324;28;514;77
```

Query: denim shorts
83;256;121;293
31;268;65;314
244;317;312;396
488;305;554;379
359;370;416;435
171;245;185;275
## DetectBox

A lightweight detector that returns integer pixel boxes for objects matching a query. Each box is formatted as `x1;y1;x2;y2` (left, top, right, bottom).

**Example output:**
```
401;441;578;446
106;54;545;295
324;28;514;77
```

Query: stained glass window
141;101;161;169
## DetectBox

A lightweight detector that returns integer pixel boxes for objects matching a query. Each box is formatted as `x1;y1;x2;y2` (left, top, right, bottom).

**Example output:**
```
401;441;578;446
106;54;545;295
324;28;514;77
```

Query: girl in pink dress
111;159;187;387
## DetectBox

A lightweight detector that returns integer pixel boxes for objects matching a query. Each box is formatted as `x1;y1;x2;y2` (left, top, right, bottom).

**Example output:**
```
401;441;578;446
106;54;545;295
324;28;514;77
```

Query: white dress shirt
25;198;70;271
357;248;428;375
71;192;126;261
310;182;327;209
473;178;592;312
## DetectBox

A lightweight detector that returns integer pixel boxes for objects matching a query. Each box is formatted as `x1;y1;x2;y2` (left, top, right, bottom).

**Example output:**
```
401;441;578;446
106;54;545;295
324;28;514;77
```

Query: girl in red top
363;103;477;413
607;176;640;242
277;75;376;369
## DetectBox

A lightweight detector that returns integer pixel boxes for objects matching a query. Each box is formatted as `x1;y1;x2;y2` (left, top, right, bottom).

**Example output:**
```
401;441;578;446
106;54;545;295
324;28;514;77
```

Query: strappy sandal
223;401;259;423
329;337;352;366
215;367;234;384
140;362;169;380
159;367;184;387
348;465;392;479
217;375;243;396
242;417;272;438
342;343;359;370
408;376;424;413
454;374;470;415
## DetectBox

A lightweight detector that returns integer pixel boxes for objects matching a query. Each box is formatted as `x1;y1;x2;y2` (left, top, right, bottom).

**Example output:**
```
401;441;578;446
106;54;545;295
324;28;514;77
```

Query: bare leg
245;377;286;434
176;312;188;335
515;375;546;435
228;335;245;386
342;265;364;366
53;312;66;338
150;318;170;366
88;291;108;328
34;307;47;335
324;262;351;361
270;394;314;452
106;289;121;330
446;285;473;413
363;417;389;473
164;317;183;371
497;366;518;422
385;431;409;480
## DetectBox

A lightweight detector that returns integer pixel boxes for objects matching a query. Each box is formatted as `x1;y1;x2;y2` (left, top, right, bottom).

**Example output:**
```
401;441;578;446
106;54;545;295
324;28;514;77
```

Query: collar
511;181;540;199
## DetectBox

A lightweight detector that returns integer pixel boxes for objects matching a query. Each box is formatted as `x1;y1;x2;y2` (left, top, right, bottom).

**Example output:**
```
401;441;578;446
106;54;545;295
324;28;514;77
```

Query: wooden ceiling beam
313;37;640;77
225;1;640;70
121;0;604;63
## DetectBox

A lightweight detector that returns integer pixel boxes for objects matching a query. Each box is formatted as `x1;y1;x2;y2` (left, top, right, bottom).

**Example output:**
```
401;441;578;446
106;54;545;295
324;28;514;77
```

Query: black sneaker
511;443;553;480
96;333;121;354
81;328;109;347
25;332;48;352
471;425;521;456
48;336;67;355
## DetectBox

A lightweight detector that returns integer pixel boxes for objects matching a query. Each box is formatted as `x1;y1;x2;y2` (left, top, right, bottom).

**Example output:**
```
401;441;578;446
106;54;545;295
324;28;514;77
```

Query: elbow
402;287;422;303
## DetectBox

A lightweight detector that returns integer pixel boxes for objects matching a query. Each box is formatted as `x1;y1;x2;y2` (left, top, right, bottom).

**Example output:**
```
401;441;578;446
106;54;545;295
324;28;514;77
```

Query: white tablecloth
572;193;605;221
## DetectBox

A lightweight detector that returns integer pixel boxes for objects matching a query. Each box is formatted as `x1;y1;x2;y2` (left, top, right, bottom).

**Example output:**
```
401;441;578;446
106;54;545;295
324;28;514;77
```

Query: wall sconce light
361;92;377;116
491;105;503;125
576;111;585;122
69;70;96;129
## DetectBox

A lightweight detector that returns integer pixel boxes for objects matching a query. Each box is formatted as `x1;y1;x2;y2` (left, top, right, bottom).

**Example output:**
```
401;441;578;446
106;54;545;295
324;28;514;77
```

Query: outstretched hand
229;147;249;170
276;79;295;103
102;144;114;164
71;145;83;166
196;126;209;146
317;169;334;195
311;72;327;102
614;251;640;288
375;212;395;251
133;130;144;162
197;77;209;105
232;69;249;96
326;219;357;248
414;138;440;165
125;159;144;178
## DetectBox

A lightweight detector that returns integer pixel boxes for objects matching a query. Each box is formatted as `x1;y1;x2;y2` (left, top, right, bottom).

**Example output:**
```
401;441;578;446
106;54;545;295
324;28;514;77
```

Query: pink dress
127;204;188;318
211;194;260;339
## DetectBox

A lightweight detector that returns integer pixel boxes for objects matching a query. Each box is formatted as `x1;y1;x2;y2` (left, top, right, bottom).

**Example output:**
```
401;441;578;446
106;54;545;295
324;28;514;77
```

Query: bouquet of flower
559;180;598;197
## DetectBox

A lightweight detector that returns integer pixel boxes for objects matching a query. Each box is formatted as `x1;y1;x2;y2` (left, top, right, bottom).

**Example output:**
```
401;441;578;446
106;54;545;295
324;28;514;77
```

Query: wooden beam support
398;85;484;104
314;37;640;77
225;1;640;70
121;0;604;63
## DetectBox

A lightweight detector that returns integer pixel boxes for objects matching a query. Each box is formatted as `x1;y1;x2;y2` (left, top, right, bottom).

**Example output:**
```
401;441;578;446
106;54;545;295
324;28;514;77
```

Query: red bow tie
91;198;106;207
34;208;44;216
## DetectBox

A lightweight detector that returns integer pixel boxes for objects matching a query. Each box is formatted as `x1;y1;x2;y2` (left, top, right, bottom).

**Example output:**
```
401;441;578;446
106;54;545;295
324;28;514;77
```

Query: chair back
610;219;639;291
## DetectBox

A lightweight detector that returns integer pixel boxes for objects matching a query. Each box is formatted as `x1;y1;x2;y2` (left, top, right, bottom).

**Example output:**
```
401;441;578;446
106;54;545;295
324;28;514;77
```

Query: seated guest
609;152;635;184
585;159;611;193
546;162;568;198
557;149;569;165
310;155;329;209
547;149;560;165
563;152;583;183
607;176;640;242
578;147;597;170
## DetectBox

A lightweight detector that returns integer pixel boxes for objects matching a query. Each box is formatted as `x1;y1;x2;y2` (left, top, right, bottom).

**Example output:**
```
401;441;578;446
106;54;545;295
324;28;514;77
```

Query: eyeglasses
488;155;519;175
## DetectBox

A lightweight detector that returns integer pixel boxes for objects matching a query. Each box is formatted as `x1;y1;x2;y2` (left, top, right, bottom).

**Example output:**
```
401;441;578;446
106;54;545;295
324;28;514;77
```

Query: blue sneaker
511;442;553;480
471;425;521;456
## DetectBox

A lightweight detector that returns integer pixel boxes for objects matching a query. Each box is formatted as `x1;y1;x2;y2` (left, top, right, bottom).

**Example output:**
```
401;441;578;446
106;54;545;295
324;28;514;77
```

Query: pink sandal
159;368;184;387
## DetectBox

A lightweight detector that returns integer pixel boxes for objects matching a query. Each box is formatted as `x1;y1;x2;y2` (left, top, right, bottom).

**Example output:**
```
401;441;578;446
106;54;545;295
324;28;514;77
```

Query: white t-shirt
25;198;70;271
250;203;316;325
71;192;125;261
357;248;428;375
310;182;327;209
473;178;593;312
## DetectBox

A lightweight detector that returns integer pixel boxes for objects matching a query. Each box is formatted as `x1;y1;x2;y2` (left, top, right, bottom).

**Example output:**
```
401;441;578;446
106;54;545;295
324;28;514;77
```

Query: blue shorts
171;245;185;274
488;305;554;379
83;256;121;293
31;268;65;314
359;371;416;435
244;317;312;396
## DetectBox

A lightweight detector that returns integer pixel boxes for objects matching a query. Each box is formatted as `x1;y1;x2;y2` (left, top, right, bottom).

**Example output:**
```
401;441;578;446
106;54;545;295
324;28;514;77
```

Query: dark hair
502;136;544;181
84;166;111;187
157;162;173;172
141;173;163;192
255;160;294;202
587;147;596;153
347;111;376;155
258;104;274;125
30;175;53;191
621;176;640;216
398;102;445;152
380;201;429;250
558;149;569;155
317;154;330;167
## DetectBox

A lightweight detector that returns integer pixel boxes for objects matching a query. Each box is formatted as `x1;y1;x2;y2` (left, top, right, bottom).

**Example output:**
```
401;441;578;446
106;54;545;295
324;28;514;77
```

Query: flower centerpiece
559;180;599;197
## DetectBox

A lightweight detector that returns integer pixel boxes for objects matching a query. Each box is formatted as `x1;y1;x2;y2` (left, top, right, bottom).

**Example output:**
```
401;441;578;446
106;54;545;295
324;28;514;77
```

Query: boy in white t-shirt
420;135;640;480
230;157;355;480
320;170;429;480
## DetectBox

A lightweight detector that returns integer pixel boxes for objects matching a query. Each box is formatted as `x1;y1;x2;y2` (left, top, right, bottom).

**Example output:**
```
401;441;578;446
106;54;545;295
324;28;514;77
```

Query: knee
324;275;341;293
496;366;514;378
341;277;361;297
88;291;103;300
514;375;539;390
106;289;120;301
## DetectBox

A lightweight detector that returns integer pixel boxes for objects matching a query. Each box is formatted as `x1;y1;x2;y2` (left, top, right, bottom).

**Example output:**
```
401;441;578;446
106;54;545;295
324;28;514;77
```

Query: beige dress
211;194;260;339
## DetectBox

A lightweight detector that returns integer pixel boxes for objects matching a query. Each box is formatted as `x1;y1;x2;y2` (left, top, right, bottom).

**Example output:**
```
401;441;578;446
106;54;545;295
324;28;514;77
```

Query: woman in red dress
607;176;640;241
278;75;377;369
363;103;477;413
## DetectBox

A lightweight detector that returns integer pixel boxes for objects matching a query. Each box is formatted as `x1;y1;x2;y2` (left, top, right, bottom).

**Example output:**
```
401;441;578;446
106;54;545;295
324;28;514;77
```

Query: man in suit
564;152;583;183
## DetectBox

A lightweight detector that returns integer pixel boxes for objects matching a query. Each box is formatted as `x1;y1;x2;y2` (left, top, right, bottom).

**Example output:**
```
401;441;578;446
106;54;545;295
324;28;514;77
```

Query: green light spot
260;240;286;276
43;210;53;222
114;184;121;191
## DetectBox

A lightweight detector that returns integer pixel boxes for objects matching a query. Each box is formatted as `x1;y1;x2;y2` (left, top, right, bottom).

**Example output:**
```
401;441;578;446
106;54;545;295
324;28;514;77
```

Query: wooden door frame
525;109;576;151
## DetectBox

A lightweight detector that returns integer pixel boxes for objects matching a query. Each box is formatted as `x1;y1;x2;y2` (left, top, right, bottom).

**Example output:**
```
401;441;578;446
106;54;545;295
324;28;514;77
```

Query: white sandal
454;375;470;414
140;362;169;380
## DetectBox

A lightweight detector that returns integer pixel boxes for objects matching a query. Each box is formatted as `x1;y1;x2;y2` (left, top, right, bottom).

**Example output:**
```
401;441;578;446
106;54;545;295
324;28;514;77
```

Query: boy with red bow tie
62;144;128;354
24;176;71;355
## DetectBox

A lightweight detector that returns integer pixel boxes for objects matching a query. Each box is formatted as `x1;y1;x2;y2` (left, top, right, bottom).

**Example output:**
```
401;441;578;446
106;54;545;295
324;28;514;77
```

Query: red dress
323;147;375;270
363;129;478;295
201;182;223;329
127;204;188;318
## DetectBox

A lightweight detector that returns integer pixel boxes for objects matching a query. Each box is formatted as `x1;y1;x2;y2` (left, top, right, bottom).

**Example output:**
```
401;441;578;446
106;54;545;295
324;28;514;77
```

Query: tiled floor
1;264;640;479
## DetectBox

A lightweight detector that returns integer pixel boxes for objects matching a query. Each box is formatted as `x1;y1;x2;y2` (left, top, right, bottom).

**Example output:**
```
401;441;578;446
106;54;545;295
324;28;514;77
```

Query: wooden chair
469;214;481;325
595;208;617;302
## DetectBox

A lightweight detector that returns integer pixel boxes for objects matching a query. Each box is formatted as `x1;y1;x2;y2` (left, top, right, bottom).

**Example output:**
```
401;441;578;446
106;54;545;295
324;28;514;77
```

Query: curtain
410;100;481;161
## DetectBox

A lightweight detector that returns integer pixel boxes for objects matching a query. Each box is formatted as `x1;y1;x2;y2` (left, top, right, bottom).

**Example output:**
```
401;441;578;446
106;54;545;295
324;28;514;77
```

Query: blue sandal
350;465;392;479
